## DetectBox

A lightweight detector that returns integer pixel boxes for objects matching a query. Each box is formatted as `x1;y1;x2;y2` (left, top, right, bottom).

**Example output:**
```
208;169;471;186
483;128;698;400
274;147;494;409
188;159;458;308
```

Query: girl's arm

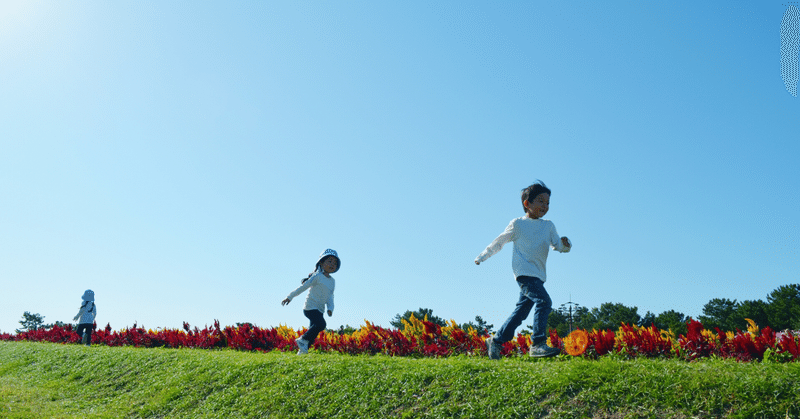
475;220;515;265
326;293;334;316
73;303;87;321
282;275;315;305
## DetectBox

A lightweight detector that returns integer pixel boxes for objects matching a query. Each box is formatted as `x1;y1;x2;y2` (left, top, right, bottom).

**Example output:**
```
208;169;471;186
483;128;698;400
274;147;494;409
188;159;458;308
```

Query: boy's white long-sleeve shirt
475;216;570;282
285;272;335;313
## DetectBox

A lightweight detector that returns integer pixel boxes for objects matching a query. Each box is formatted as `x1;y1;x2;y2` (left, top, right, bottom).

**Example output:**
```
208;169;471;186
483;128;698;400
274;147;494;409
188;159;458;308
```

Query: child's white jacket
73;302;97;325
475;216;570;282
286;272;335;313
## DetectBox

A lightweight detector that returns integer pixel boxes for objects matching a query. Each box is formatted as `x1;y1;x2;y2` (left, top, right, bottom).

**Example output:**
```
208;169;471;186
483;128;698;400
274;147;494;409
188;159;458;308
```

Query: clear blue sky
2;1;798;334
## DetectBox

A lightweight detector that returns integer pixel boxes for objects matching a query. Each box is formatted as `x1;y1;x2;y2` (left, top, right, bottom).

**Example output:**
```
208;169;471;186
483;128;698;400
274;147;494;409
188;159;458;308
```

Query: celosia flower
745;318;759;338
564;329;589;356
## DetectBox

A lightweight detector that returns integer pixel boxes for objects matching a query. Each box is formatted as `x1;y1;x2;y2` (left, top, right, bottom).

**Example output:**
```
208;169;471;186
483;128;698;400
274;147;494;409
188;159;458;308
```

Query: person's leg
84;326;93;346
518;277;559;357
76;324;89;344
301;309;327;345
495;282;535;343
521;277;552;345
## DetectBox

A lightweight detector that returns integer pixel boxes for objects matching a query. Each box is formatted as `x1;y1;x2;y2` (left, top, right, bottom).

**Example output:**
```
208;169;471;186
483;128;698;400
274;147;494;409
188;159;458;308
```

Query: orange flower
564;329;589;356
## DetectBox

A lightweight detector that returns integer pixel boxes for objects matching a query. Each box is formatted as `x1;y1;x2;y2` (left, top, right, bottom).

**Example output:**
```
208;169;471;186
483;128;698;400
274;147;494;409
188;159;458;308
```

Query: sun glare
0;0;46;39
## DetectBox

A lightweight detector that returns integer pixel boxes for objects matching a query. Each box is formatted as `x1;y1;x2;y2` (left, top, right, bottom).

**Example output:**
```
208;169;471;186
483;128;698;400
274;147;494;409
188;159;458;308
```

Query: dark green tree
653;310;688;336
734;299;770;330
333;325;357;335
545;309;569;336
766;284;800;330
589;303;641;331
698;298;740;331
16;311;46;334
640;311;657;328
571;306;595;331
390;308;446;330
542;303;588;336
460;315;494;336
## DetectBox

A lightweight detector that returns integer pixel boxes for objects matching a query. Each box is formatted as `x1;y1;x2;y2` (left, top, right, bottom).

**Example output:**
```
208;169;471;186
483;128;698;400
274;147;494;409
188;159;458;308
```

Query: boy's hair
520;181;551;212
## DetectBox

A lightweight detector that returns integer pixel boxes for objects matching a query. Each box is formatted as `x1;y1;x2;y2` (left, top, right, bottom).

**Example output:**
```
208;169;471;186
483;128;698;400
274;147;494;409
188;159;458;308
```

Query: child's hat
82;289;95;302
316;249;341;273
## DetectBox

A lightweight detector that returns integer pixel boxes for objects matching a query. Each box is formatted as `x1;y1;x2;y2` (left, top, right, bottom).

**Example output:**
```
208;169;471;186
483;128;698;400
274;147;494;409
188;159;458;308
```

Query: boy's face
525;193;549;219
321;257;339;274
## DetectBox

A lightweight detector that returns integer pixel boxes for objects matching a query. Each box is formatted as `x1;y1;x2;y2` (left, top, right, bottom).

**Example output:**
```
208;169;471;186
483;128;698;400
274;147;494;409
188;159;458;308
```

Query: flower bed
3;316;798;362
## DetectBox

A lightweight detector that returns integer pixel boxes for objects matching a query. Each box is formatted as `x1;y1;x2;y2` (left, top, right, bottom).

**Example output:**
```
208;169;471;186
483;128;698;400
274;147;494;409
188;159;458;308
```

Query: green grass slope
1;341;799;418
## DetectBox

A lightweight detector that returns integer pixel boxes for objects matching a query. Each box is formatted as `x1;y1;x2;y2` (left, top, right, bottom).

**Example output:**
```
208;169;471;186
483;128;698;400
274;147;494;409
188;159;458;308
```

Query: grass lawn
1;341;799;418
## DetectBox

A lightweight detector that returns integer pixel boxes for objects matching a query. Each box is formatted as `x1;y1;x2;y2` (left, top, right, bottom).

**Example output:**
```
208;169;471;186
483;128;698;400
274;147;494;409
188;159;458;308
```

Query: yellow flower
744;318;759;338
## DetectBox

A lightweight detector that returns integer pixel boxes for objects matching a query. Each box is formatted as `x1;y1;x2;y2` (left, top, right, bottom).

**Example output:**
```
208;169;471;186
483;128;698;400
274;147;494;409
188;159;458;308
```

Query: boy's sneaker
486;336;501;360
529;342;560;358
296;338;309;355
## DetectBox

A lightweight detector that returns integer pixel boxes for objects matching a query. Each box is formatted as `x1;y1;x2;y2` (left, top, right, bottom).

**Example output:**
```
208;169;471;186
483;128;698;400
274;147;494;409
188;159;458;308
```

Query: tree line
390;284;800;337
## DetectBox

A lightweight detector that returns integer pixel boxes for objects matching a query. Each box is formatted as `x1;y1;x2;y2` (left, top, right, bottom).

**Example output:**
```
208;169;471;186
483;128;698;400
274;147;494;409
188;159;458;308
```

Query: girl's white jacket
285;272;335;313
74;301;97;325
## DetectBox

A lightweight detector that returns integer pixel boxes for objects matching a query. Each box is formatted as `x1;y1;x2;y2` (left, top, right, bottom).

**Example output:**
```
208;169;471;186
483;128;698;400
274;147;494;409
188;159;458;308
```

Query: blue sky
2;1;798;335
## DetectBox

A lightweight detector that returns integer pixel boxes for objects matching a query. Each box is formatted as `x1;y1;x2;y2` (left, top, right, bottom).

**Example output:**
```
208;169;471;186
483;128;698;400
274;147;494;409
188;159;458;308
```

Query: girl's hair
520;181;551;212
301;256;338;284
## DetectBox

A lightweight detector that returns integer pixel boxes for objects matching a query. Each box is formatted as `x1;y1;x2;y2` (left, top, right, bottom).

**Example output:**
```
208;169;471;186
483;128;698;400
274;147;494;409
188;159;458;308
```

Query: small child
475;181;572;359
72;289;97;346
281;249;340;355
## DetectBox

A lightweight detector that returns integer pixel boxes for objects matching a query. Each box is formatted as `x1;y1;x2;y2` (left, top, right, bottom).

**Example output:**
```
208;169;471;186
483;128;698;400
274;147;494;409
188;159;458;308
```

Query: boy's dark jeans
495;276;552;345
301;309;327;344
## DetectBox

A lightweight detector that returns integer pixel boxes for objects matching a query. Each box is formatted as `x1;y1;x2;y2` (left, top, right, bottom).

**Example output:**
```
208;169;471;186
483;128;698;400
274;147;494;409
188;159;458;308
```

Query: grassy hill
1;341;799;418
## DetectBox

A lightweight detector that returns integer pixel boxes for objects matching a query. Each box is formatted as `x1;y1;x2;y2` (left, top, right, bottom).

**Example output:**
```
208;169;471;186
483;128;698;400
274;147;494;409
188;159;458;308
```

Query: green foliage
546;309;569;336
735;299;769;329
389;308;446;330
2;341;799;418
16;312;45;334
766;284;800;330
653;310;688;336
459;315;494;336
587;302;641;331
331;324;357;335
698;298;739;332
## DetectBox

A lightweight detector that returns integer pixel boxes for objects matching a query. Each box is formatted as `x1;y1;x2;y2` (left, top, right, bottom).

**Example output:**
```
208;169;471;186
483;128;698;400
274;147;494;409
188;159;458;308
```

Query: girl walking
73;289;97;346
282;249;340;355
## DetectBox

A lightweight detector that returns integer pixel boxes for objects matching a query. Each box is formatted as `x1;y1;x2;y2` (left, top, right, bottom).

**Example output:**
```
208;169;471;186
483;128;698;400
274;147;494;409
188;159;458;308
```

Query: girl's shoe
296;338;309;355
486;337;501;360
529;342;560;358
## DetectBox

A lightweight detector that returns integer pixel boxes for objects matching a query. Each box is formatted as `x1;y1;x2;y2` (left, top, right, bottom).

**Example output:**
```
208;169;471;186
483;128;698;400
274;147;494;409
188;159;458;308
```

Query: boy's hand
327;310;333;317
561;237;571;248
281;298;290;306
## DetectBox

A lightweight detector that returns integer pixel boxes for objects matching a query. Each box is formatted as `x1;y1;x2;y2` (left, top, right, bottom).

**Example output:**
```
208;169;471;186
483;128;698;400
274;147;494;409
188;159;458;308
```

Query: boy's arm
475;220;515;264
550;223;571;253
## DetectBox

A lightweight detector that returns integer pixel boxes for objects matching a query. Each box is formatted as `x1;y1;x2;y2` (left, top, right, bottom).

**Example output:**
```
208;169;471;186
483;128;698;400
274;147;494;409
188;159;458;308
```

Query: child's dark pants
76;323;93;346
495;276;552;345
301;309;326;344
